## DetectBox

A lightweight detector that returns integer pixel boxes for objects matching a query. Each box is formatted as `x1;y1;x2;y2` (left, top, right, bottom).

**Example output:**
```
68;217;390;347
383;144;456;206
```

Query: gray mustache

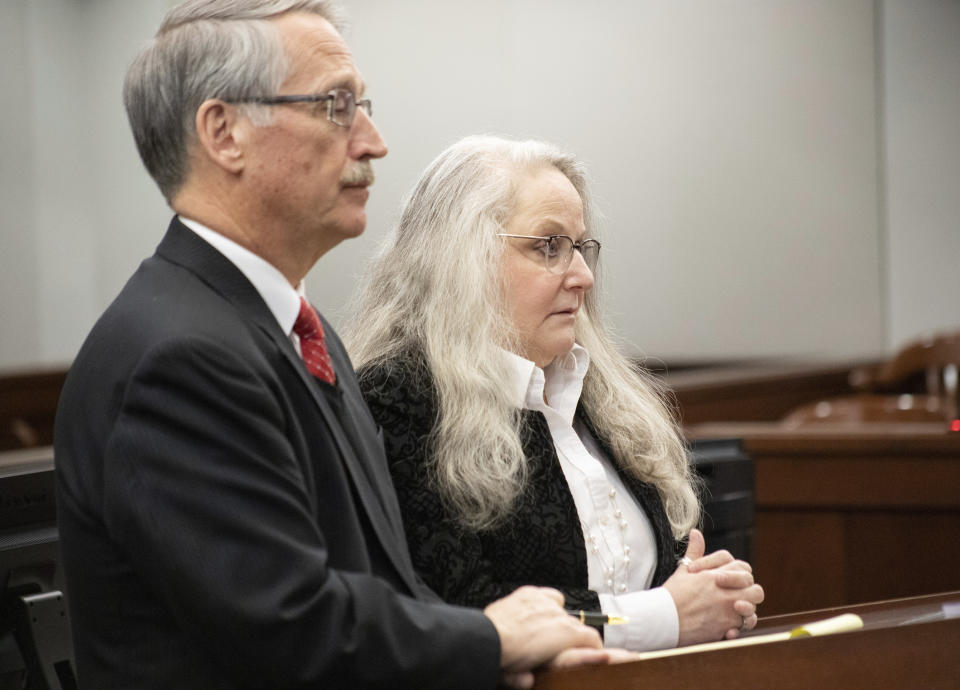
341;162;375;186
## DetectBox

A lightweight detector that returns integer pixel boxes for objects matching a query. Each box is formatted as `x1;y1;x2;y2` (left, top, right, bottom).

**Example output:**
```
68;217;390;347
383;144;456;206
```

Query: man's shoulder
98;256;231;335
74;251;273;389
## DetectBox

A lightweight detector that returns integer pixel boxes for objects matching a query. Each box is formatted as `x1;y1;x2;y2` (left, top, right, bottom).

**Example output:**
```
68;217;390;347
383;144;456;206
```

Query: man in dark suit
53;2;603;687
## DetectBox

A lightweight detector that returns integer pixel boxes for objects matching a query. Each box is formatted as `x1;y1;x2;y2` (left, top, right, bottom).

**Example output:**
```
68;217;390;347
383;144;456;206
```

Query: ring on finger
678;556;693;568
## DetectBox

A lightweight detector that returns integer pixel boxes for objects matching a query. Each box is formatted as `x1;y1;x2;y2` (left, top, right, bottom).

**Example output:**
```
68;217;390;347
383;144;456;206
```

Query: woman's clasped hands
662;528;765;646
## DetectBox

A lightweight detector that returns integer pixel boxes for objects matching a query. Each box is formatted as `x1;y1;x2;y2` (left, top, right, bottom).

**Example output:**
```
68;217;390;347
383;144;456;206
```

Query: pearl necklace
583;486;632;594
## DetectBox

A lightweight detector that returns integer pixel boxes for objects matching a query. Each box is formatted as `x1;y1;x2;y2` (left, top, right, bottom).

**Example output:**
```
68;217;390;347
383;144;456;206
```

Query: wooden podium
534;591;960;689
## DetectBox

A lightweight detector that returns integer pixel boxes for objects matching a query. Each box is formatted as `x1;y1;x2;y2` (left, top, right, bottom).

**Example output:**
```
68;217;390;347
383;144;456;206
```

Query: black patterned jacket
357;355;682;612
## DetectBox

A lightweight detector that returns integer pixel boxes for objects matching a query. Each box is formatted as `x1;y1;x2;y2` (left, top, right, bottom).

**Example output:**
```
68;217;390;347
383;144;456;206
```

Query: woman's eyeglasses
497;234;601;274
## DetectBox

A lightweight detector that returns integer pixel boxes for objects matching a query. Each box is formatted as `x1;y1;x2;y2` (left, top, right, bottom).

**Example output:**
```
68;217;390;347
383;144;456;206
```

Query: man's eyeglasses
497;234;601;274
227;88;372;127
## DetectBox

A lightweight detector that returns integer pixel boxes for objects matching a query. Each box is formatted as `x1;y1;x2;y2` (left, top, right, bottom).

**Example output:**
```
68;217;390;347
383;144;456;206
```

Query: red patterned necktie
292;297;336;385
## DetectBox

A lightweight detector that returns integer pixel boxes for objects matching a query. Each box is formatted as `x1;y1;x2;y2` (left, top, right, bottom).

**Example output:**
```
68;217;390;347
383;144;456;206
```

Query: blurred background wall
1;0;957;371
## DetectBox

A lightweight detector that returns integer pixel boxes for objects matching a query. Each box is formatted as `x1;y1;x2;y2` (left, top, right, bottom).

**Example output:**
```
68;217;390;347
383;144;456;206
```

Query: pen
566;609;629;626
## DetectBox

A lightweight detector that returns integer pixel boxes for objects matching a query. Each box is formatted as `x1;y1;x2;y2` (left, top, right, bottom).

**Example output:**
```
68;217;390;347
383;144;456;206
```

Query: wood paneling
0;369;67;450
754;511;848;612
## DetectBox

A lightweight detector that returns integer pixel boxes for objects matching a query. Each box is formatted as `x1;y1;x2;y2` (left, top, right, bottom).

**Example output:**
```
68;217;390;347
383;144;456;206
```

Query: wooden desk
688;422;960;614
665;359;871;424
535;591;960;689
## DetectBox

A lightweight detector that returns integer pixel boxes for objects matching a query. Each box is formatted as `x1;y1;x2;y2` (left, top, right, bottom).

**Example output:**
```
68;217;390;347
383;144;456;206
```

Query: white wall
1;0;172;371
0;0;40;367
1;0;957;371
881;0;960;351
340;0;886;361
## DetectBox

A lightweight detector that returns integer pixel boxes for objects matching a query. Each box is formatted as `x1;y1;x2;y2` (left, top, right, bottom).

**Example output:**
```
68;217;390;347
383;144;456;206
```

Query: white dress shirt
504;345;679;651
179;216;307;351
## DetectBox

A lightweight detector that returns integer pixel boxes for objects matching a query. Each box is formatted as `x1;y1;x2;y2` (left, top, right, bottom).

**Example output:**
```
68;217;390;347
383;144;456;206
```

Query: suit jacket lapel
155;217;420;595
273;329;420;593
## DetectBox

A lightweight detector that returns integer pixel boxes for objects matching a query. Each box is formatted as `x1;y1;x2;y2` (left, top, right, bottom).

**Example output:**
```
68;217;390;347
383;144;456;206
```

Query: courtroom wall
880;0;960;351
0;0;956;371
0;0;41;367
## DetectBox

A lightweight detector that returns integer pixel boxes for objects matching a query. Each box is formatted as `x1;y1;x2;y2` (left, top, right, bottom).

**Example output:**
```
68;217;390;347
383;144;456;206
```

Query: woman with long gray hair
345;135;763;650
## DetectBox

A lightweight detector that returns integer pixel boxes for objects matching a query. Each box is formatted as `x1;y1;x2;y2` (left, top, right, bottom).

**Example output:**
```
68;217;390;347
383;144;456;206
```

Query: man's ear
194;99;246;174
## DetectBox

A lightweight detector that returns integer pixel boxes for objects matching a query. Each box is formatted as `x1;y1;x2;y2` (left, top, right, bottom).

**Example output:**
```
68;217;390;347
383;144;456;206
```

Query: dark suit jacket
54;218;499;689
357;355;682;616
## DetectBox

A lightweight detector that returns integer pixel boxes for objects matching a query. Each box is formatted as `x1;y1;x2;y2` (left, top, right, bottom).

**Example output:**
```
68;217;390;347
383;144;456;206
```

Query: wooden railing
0;369;67;451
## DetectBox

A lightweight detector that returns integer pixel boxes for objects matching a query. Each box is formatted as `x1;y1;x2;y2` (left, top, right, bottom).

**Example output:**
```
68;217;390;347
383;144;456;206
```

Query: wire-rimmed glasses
226;88;372;127
497;233;601;274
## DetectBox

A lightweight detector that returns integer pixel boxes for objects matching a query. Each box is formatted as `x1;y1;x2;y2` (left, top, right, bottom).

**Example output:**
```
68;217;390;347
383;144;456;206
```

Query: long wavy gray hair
345;135;699;538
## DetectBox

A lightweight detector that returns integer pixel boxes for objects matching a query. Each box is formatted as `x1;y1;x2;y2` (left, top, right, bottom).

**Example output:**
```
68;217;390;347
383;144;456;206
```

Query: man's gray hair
345;135;700;536
123;0;346;201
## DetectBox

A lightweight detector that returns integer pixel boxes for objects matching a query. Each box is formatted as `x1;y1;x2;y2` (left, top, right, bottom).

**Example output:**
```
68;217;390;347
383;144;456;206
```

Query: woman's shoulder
357;350;429;392
357;350;437;422
357;352;439;470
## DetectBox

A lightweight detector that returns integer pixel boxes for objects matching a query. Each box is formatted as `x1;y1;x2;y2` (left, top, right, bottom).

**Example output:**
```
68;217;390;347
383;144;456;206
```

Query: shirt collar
179;215;304;335
502;344;590;424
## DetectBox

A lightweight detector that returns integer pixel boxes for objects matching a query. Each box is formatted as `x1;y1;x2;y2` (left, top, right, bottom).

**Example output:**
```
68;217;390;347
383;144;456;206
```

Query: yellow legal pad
633;613;864;660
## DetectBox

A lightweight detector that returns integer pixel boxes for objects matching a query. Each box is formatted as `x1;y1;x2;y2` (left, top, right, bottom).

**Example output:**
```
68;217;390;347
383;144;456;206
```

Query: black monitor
0;447;75;689
688;437;754;562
